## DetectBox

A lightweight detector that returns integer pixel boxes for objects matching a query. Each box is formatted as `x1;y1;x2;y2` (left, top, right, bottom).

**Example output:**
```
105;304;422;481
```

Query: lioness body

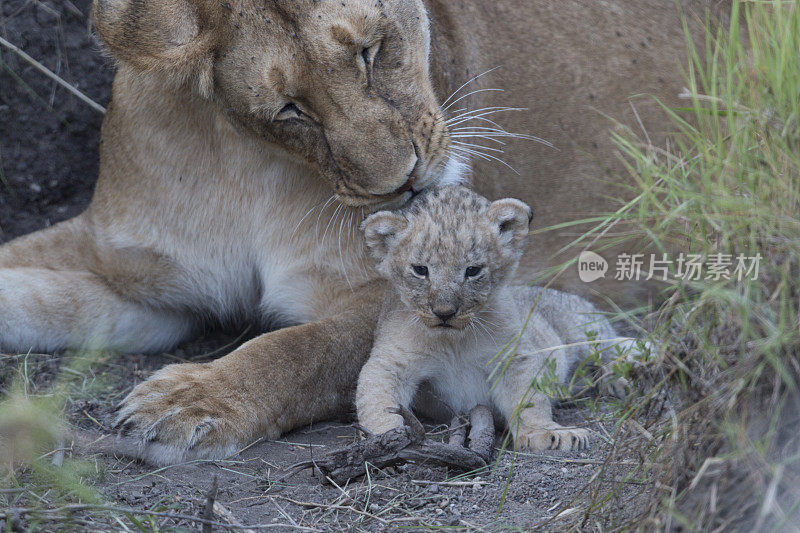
0;0;719;463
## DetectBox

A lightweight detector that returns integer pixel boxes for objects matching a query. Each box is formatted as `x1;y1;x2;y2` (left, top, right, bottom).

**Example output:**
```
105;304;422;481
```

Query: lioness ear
488;198;532;248
93;0;214;82
361;211;408;262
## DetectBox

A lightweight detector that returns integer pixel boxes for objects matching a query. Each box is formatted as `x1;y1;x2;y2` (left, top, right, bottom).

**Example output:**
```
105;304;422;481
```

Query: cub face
362;186;532;329
93;0;458;206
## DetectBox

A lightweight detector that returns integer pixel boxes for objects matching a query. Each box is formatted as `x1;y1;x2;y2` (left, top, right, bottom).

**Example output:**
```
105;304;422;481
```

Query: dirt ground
2;346;640;531
0;1;641;530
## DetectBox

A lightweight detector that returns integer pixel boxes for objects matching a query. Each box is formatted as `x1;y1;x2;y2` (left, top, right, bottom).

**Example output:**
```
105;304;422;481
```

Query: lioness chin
0;0;722;464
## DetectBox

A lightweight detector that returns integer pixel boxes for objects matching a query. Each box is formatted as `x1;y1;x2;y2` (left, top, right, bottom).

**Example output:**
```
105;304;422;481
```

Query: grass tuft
549;1;800;529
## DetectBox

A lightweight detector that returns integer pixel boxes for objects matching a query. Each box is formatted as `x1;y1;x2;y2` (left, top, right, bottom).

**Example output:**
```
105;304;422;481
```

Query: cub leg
492;350;591;452
113;282;384;465
0;217;194;353
356;345;423;434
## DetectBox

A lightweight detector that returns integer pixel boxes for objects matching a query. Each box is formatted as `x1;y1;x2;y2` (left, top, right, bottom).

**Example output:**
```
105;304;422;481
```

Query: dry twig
283;405;495;485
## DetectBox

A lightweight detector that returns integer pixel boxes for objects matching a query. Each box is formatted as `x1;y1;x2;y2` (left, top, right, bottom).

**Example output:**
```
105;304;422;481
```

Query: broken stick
283;405;496;485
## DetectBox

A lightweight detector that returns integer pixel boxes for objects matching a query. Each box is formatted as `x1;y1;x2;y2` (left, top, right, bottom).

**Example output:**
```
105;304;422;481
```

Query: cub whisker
314;195;338;236
337;207;353;292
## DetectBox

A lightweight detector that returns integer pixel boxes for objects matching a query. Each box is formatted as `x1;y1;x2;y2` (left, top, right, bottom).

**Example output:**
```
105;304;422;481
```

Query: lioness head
361;185;532;329
93;0;463;206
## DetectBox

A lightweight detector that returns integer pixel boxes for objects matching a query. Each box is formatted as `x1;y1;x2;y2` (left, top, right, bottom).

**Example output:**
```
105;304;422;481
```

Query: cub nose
432;306;458;323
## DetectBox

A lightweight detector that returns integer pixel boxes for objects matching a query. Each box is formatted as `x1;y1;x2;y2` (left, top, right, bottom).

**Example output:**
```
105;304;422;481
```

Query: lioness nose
388;152;419;196
432;306;458;323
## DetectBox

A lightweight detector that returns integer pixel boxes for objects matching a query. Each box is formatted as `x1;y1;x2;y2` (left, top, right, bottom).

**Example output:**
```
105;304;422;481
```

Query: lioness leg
114;282;383;465
0;217;194;353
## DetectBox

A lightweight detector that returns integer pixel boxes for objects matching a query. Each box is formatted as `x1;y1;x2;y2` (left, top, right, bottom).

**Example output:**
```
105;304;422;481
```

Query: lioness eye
411;265;428;277
360;41;380;68
275;102;304;121
465;266;483;278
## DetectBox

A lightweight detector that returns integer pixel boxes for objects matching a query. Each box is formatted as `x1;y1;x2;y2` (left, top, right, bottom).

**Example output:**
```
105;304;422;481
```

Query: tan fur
356;186;639;450
0;0;719;463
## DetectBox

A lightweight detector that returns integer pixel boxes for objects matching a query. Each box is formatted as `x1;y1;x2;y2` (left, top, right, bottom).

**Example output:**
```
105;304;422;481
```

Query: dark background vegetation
0;0;110;242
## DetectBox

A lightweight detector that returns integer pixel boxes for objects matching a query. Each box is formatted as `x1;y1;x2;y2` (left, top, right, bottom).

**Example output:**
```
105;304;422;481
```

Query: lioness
357;185;639;451
0;0;719;463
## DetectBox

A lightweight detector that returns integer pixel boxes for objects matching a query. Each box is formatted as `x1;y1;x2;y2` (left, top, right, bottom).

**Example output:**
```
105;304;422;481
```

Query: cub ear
93;0;215;79
487;198;533;248
360;211;408;262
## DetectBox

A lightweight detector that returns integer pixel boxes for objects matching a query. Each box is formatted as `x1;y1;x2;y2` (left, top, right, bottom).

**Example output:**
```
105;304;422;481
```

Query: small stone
428;484;439;494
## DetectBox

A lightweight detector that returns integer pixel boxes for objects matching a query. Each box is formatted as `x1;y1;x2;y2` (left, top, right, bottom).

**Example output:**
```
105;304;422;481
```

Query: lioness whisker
451;145;520;174
451;134;507;145
450;115;510;133
451;126;534;137
438;65;502;109
452;140;506;154
451;120;555;149
451;125;510;132
442;87;504;112
444;151;471;168
450;145;493;161
444;107;467;117
445;106;526;125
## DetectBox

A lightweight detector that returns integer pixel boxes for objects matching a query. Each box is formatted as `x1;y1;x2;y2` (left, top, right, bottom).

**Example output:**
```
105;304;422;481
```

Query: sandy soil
3;343;636;531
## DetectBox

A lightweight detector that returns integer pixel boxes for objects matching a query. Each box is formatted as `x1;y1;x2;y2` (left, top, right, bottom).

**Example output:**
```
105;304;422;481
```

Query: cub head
361;185;532;329
93;0;463;206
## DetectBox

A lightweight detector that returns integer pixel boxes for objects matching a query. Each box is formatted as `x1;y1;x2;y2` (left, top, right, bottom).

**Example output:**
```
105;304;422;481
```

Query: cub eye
465;266;483;278
411;265;429;278
275;102;304;121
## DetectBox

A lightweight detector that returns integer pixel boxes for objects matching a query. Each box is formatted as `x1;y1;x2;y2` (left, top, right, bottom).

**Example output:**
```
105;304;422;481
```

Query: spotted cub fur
357;185;641;451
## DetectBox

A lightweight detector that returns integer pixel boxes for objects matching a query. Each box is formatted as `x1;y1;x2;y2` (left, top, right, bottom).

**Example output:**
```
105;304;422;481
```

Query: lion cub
357;185;639;451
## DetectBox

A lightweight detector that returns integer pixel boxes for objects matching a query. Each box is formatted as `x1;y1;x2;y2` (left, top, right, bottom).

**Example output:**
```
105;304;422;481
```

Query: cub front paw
358;411;405;435
513;425;591;451
114;362;274;465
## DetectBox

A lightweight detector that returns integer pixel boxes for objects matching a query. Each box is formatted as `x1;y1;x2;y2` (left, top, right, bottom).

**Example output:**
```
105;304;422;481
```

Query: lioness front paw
114;362;274;465
514;425;591;451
